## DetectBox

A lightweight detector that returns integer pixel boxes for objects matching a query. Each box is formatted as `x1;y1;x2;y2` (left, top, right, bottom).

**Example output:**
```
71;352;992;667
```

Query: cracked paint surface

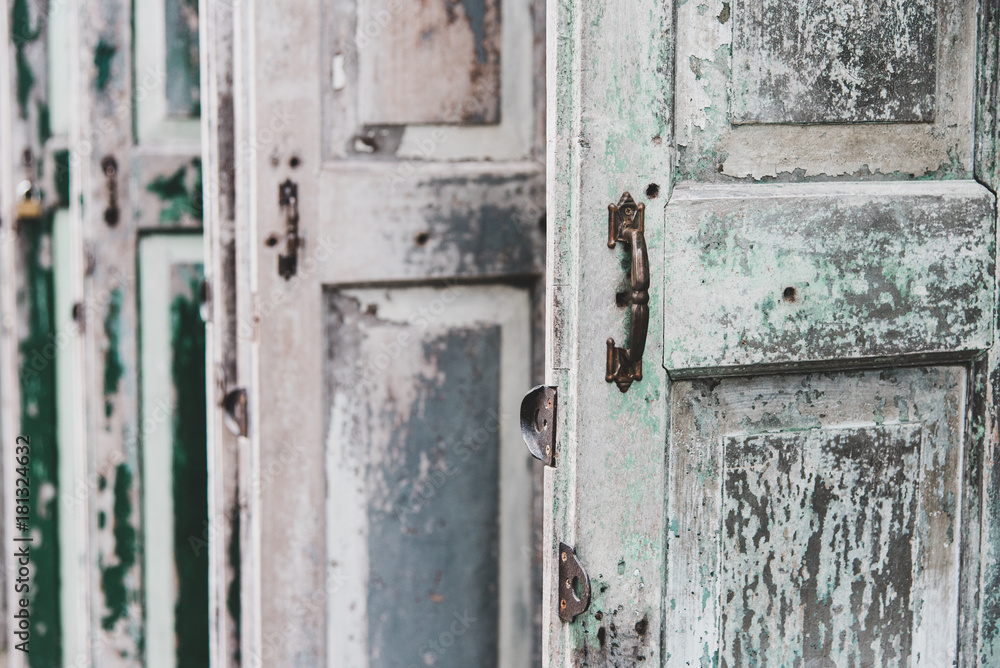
731;0;937;124
668;367;965;667
662;181;995;373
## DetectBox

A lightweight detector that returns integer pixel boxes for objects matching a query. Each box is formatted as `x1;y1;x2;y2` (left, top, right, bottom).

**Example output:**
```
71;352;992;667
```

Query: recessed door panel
324;285;532;668
668;366;966;668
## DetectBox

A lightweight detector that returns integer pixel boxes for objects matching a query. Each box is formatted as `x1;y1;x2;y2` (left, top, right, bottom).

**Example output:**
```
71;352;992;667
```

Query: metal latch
520;385;556;466
558;542;591;622
278;179;300;279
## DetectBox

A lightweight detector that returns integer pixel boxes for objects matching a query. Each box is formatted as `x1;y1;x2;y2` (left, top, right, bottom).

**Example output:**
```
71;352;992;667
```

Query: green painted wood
164;0;200;118
548;0;1000;665
17;216;62;667
169;263;209;666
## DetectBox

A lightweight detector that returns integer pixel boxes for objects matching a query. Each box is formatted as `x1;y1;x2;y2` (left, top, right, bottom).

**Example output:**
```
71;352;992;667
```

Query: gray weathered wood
199;0;242;663
228;0;546;665
731;0;937;124
669;368;967;667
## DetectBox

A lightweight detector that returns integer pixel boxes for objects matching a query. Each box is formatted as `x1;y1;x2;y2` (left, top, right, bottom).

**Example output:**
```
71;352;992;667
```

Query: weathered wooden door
546;0;1000;666
209;0;546;665
1;0;209;665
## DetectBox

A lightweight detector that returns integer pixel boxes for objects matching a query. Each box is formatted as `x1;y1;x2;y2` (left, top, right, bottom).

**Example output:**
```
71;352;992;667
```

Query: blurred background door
1;0;208;665
202;0;547;665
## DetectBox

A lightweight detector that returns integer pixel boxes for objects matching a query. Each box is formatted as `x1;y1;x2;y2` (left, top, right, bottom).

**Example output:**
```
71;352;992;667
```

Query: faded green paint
669;368;966;665
11;0;40;118
18;215;63;666
226;499;241;664
170;270;209;665
93;39;116;92
36;101;50;144
53;149;70;207
147;158;203;223
101;463;137;631
165;0;201;117
663;183;995;374
102;288;124;419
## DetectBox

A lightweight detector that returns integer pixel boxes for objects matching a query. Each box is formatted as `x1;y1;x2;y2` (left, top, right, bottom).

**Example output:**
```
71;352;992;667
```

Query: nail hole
414;231;430;246
645;183;659;199
782;286;797;303
265;234;279;247
289;155;301;168
635;617;649;635
615;292;629;307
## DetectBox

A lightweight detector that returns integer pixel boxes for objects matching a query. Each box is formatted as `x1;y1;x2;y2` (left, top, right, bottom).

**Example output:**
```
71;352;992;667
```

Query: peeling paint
170;271;209;665
146;158;204;223
12;0;41;118
18;215;63;666
102;288;124;419
93;39;116;92
100;463;137;633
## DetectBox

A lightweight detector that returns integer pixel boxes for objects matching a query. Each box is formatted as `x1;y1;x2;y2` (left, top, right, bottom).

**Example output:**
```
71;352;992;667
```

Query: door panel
676;0;976;180
668;367;966;667
324;286;531;667
138;234;207;668
663;182;995;374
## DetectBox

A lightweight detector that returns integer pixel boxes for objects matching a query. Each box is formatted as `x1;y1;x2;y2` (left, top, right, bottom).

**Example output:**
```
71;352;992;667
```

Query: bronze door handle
606;192;649;393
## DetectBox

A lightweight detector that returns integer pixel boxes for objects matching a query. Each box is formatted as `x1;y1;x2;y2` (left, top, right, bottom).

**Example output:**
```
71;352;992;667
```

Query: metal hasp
558;542;591;622
520;385;557;466
278;179;300;279
606;191;649;392
222;388;249;437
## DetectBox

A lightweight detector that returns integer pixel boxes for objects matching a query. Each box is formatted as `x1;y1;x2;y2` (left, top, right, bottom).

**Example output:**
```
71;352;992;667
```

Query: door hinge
520;385;556;466
558;542;591;622
222;388;249;438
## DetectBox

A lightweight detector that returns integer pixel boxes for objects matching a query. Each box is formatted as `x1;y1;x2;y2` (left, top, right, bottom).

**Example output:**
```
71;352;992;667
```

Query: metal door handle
606;192;649;393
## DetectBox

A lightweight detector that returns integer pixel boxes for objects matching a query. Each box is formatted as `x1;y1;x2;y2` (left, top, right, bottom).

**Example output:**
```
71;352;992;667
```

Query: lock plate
520;385;556;466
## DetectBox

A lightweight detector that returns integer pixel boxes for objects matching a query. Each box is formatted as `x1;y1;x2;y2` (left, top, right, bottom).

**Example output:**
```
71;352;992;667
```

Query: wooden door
547;0;1000;666
214;0;546;665
1;0;210;665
